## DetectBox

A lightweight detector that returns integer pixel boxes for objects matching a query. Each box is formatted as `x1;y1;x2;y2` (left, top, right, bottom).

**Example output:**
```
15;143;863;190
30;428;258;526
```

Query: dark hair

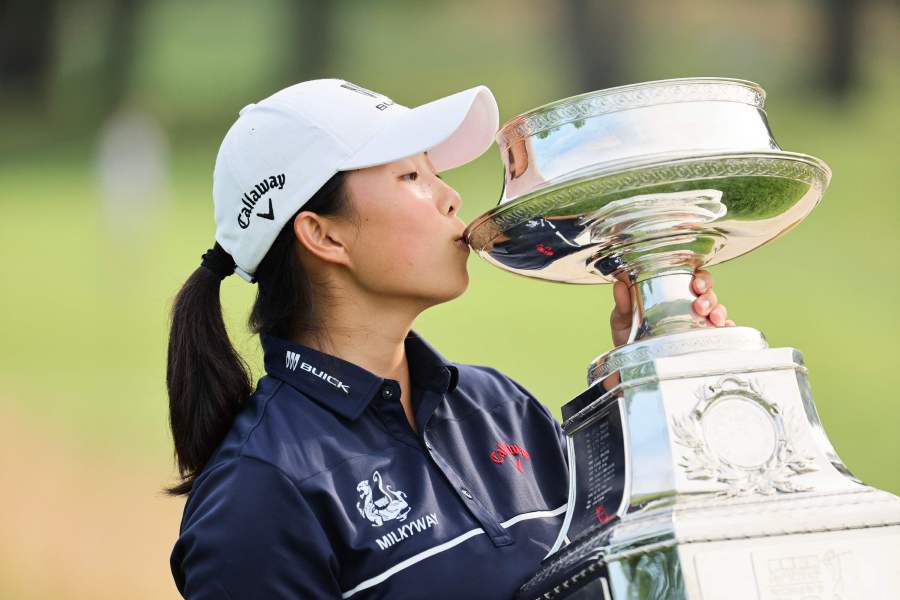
165;171;352;496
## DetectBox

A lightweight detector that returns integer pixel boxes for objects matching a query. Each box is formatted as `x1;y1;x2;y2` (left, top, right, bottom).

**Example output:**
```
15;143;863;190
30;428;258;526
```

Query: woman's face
340;151;470;306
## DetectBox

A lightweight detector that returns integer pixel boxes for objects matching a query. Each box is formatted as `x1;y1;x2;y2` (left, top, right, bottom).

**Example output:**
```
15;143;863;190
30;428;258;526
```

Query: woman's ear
292;211;353;267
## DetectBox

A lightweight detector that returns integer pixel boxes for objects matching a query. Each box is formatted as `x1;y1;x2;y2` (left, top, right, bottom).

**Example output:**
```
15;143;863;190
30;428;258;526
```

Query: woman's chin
450;274;469;299
427;272;469;306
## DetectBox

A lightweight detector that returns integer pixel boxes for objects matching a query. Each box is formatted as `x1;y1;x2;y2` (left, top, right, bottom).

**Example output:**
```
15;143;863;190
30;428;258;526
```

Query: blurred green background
1;0;897;597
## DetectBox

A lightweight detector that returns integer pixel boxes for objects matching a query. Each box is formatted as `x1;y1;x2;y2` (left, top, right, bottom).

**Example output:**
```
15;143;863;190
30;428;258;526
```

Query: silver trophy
464;78;900;600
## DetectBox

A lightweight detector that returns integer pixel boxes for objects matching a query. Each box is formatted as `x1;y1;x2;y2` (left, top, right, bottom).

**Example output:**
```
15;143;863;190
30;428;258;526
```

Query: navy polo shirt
171;330;570;599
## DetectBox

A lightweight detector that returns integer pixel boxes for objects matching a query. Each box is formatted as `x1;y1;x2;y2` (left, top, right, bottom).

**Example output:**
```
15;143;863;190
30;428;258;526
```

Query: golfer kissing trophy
464;78;900;600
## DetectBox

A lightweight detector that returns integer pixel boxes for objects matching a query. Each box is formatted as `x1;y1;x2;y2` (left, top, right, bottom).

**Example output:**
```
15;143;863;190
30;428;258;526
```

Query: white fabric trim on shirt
546;436;578;559
341;503;568;599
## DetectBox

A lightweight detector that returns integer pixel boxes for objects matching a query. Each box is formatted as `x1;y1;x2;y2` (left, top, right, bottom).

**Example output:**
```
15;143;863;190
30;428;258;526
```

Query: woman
167;79;731;599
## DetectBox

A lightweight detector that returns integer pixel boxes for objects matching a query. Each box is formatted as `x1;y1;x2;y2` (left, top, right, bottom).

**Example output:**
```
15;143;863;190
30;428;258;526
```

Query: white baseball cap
211;78;500;282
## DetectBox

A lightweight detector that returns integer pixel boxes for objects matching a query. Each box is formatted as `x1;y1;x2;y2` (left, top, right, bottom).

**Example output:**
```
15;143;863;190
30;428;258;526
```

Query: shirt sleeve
171;455;342;599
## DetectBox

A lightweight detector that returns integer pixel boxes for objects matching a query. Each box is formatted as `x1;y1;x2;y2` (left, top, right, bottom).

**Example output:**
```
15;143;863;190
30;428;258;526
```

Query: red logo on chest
490;440;530;473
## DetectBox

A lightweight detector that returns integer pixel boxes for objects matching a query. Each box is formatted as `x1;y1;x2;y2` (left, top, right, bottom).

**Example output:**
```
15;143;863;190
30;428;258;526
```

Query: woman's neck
295;298;421;432
293;292;424;384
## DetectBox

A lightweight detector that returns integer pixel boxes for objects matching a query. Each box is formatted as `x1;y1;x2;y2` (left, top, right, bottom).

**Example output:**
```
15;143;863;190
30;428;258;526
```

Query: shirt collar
261;329;459;421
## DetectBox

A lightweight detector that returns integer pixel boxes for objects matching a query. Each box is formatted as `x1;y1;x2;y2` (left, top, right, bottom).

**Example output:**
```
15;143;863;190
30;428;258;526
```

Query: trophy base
519;329;900;599
520;499;900;600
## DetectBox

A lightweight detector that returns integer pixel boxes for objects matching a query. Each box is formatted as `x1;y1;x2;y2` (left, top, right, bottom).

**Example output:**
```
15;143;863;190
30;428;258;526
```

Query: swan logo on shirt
356;470;411;526
355;470;439;551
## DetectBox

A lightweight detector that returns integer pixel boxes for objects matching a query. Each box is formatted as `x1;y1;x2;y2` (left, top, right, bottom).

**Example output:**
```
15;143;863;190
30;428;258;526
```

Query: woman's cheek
398;235;431;270
374;231;427;272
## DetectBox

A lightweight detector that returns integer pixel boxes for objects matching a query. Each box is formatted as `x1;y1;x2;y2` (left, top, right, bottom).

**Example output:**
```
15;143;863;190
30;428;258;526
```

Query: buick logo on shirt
285;350;351;394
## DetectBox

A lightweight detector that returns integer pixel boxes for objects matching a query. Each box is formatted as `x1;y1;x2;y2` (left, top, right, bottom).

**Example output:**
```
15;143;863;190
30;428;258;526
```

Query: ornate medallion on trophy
464;78;900;600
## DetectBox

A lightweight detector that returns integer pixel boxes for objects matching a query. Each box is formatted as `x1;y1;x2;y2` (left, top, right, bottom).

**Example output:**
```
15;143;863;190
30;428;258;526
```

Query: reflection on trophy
464;78;900;600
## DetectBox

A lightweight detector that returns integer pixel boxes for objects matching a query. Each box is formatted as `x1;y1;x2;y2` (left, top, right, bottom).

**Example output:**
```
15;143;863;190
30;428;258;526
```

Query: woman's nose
440;183;462;216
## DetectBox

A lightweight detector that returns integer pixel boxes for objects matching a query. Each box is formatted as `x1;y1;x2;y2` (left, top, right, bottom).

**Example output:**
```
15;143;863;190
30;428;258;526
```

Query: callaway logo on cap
212;78;500;282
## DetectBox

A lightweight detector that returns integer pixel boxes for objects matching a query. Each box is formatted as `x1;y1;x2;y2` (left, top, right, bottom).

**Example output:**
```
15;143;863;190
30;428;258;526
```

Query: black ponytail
165;170;351;496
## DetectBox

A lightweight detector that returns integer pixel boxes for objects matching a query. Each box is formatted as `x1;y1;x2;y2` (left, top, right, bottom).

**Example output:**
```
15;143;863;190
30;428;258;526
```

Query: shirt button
461;487;473;500
381;385;394;400
424;440;433;451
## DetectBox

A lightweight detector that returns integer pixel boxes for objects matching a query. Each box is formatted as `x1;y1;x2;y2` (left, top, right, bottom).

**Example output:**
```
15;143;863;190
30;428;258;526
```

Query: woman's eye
401;171;419;182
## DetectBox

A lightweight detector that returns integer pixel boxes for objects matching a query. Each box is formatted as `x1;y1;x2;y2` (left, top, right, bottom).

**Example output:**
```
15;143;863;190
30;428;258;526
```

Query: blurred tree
821;0;862;99
103;0;147;113
0;0;59;105
286;0;336;80
561;0;633;94
0;0;148;115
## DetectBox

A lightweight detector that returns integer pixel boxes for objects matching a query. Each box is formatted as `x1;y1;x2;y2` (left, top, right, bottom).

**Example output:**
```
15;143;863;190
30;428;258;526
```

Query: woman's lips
454;235;469;251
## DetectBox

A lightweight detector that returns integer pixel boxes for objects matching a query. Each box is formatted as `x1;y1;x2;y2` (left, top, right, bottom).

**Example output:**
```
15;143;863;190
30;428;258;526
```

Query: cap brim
338;85;499;172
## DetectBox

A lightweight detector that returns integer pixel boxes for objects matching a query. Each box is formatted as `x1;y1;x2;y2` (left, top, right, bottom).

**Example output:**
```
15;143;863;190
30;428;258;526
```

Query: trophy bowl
464;77;831;286
465;77;831;344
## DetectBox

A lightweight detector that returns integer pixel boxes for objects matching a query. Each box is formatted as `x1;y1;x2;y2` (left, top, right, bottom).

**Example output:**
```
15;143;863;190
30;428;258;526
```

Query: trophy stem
628;269;710;342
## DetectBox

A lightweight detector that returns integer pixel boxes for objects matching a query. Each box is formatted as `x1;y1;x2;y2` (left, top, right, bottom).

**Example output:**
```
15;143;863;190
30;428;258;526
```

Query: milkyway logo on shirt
356;470;411;526
355;469;439;552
